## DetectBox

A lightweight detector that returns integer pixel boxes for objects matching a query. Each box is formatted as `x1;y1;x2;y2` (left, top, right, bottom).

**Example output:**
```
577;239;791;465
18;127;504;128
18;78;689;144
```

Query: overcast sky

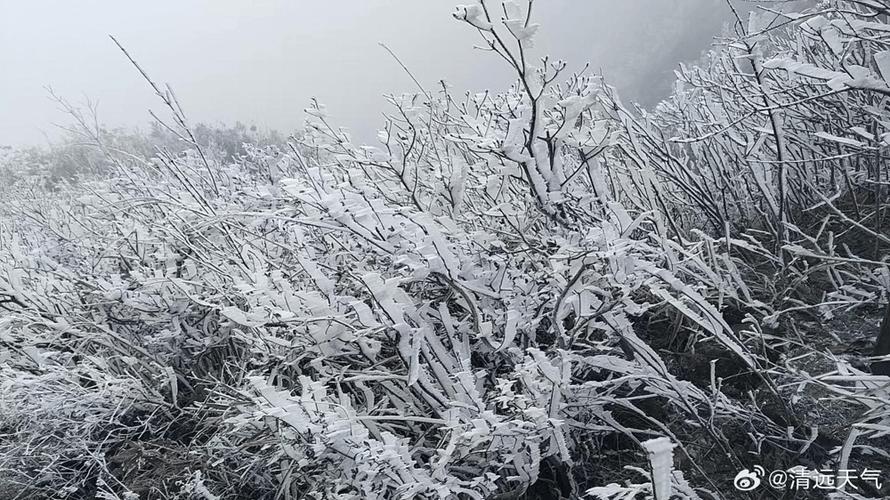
1;1;735;147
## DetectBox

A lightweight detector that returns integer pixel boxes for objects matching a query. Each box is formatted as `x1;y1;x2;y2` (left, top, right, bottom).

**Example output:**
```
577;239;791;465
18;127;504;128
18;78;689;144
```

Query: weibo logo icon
733;466;765;491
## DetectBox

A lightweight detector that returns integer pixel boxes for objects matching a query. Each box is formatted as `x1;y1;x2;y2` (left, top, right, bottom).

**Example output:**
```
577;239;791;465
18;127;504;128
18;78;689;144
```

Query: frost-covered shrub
595;2;890;314
2;1;890;499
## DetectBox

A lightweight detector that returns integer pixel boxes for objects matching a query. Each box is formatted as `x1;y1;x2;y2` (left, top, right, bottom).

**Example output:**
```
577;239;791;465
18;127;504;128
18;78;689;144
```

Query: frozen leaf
876;50;890;83
221;306;268;327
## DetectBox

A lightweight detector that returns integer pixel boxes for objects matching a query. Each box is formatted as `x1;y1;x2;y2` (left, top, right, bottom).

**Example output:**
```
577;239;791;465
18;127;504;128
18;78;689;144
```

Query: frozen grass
1;1;890;499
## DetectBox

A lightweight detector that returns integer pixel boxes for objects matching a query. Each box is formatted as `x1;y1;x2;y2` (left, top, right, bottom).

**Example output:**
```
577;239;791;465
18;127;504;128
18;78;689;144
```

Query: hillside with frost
2;2;890;499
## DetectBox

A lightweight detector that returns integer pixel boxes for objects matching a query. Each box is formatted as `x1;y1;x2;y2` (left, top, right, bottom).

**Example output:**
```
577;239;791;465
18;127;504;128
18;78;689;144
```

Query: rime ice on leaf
453;4;492;31
504;19;540;47
642;437;674;500
875;50;890;83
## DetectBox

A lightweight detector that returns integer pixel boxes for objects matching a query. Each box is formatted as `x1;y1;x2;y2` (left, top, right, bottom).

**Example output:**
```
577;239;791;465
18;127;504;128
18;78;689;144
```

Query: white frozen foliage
1;1;889;499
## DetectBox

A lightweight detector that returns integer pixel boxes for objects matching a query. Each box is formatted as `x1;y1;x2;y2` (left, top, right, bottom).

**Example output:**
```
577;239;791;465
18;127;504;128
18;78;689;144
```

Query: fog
1;1;734;147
